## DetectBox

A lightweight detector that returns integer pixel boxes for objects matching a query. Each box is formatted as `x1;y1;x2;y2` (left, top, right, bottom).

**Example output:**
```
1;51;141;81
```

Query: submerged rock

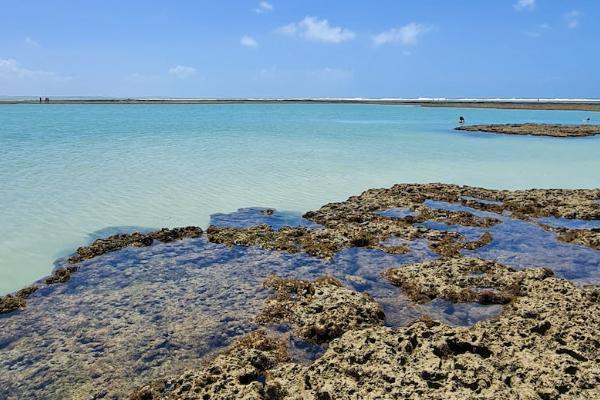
256;275;384;343
540;225;600;250
456;123;600;137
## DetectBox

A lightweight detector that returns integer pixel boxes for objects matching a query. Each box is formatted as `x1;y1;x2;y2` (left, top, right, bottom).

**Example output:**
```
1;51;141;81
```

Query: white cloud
278;16;355;43
0;58;69;81
308;67;353;81
514;0;535;11
255;1;273;13
373;23;431;47
565;10;580;29
240;35;258;48
24;37;40;48
168;65;197;79
523;23;550;37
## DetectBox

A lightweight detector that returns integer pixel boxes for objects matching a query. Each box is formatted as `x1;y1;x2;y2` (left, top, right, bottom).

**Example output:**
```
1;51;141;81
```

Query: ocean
1;103;599;294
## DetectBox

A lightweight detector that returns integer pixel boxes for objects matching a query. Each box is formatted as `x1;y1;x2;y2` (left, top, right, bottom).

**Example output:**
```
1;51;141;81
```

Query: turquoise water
1;104;599;294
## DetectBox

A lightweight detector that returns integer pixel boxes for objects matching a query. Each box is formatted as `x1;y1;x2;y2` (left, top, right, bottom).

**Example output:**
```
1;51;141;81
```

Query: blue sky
1;0;598;98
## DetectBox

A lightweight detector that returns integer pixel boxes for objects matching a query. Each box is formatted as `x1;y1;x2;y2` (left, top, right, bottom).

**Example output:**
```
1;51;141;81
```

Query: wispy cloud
0;58;69;81
307;67;353;81
514;0;535;11
240;35;258;48
278;16;355;44
565;10;580;29
24;37;40;48
168;65;197;79
523;23;550;37
255;1;273;14
373;23;431;47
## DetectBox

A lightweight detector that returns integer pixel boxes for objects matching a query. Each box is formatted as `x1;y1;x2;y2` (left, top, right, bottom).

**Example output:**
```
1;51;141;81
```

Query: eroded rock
256;275;385;343
69;226;203;263
456;123;600;138
0;286;38;314
129;330;289;400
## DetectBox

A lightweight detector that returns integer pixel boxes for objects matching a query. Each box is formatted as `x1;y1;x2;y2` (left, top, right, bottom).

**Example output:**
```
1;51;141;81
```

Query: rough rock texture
68;226;203;263
0;286;38;314
130;257;600;399
456;123;600;137
208;184;599;259
256;276;385;343
384;257;532;305
541;226;600;250
129;330;289;400
271;260;600;399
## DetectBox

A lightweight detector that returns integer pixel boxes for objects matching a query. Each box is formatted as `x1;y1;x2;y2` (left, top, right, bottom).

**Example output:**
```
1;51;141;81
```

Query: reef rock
256;276;385;343
69;226;203;263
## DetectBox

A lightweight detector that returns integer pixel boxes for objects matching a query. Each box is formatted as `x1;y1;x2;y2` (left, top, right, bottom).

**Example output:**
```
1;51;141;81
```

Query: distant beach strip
2;97;600;111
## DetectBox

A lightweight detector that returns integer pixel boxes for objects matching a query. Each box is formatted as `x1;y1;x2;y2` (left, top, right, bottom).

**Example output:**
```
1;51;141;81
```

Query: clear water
0;235;498;399
1;104;600;294
424;200;600;284
1;200;597;398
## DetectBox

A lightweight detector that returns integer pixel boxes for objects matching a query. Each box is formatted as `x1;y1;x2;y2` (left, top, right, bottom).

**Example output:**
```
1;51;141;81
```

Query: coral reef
69;226;203;263
456;123;600;137
129;256;600;399
256;275;385;343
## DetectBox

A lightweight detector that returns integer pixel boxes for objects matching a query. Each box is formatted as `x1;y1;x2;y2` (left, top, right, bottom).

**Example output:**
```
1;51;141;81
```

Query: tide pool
1;103;599;293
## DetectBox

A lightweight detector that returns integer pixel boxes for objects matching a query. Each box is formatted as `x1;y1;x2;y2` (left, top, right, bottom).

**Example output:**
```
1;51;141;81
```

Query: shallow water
1;104;600;293
424;200;600;284
0;235;498;399
1;199;599;398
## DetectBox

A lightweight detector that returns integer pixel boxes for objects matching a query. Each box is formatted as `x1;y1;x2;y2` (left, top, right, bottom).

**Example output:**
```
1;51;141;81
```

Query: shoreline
2;98;600;111
2;183;599;399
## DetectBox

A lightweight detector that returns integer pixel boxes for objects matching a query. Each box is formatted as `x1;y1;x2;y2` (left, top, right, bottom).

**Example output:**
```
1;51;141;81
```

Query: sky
0;0;599;98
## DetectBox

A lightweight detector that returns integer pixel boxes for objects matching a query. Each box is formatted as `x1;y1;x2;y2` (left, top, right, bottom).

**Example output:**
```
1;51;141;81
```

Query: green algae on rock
456;123;600;138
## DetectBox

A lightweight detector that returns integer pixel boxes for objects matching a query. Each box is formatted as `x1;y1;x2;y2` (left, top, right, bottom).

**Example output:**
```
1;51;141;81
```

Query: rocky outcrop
456;123;600;137
0;286;38;314
256;276;385;343
130;256;600;399
384;257;531;304
208;184;599;260
129;330;289;400
540;226;600;250
68;226;203;263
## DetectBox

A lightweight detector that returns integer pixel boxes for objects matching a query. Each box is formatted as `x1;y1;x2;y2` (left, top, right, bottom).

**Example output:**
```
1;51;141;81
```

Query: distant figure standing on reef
459;116;465;124
39;97;42;103
45;97;50;103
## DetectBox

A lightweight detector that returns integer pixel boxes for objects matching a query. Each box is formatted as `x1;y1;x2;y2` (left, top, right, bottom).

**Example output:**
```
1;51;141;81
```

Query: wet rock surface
0;286;38;314
207;184;600;260
129;330;290;400
384;258;523;305
130;257;600;399
1;183;599;399
540;225;600;250
256;276;384;343
456;123;600;137
68;226;203;263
